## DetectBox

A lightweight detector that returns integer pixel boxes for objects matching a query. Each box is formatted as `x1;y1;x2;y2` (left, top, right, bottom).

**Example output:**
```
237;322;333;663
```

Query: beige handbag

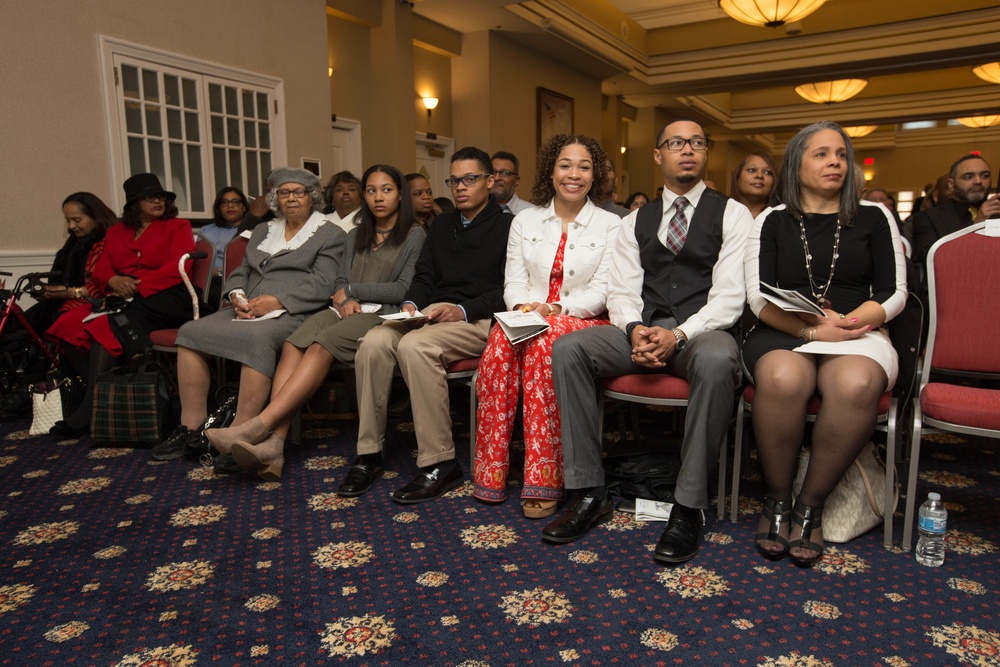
792;441;898;543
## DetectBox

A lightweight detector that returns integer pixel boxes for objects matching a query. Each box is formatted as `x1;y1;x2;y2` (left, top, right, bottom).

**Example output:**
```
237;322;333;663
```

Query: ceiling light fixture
718;0;827;27
955;115;1000;129
794;79;868;104
972;62;1000;85
843;125;878;138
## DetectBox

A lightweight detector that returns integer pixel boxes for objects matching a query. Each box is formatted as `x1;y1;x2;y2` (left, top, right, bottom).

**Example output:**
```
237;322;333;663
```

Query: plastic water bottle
915;492;947;567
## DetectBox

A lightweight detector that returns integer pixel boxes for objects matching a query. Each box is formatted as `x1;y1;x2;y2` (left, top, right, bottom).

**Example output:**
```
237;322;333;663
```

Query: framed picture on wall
537;87;574;148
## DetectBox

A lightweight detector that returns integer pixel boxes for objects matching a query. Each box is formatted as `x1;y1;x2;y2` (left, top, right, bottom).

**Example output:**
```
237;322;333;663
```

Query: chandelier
955;115;1000;129
843;125;878;138
794;79;868;104
719;0;827;27
972;62;1000;85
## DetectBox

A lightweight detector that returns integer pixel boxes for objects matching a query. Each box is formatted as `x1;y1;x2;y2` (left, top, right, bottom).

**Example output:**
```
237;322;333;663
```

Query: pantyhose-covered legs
176;346;272;432
752;350;886;560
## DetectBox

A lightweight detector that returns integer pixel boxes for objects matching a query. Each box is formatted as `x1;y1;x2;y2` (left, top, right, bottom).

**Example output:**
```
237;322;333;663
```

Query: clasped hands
107;275;141;298
233;294;282;319
629;325;678;368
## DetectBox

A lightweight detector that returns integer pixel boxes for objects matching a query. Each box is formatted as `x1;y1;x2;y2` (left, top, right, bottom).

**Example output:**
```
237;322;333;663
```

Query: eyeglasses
276;188;308;199
140;193;167;202
494;169;518;178
220;198;244;206
444;174;489;188
657;136;709;152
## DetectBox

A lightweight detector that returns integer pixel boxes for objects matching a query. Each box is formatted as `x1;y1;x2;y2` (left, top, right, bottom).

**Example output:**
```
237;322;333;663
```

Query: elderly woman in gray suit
152;168;346;475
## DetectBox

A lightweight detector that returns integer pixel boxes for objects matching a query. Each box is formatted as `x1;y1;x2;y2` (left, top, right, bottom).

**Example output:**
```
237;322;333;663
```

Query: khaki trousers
355;303;491;467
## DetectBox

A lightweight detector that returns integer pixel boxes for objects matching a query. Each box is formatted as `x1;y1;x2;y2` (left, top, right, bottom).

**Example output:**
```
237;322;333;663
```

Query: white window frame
99;36;286;216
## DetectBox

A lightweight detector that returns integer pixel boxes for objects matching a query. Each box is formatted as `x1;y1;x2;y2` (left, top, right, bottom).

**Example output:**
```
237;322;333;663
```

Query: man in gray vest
543;120;753;563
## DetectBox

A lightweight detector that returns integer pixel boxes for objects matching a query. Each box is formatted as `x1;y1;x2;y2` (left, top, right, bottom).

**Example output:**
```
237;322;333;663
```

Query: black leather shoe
212;453;242;475
338;454;384;497
541;489;614;544
391;461;462;504
49;420;89;438
654;503;705;564
387;396;412;417
150;426;195;461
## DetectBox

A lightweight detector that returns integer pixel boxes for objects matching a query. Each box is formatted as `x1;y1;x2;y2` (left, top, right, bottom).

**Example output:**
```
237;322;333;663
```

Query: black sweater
404;197;513;322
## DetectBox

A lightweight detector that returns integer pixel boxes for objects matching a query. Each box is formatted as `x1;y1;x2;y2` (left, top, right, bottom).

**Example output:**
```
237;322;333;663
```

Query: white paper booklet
233;309;286;321
635;498;674;522
494;310;550;344
760;282;826;317
380;310;429;323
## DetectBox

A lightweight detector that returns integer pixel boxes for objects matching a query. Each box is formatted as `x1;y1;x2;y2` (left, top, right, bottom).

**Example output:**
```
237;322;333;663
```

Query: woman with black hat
47;173;196;437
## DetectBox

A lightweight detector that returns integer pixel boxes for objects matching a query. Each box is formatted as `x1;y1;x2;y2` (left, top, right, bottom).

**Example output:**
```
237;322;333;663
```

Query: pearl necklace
798;214;841;308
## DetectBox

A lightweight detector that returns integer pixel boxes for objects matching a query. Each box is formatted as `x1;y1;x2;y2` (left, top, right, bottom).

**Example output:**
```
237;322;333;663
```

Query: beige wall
329;13;373;123
1;0;332;254
482;32;604;203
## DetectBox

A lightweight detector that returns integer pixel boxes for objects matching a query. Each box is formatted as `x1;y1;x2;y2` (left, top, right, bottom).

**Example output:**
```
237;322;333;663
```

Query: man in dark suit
337;147;513;504
544;120;753;563
911;154;997;266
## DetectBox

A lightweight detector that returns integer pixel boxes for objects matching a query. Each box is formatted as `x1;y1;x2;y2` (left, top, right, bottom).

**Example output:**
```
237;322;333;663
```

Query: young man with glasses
544;120;753;563
337;147;513;503
491;151;532;215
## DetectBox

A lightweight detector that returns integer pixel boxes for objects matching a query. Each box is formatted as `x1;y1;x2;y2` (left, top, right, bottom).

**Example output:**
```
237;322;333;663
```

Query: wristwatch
671;328;687;351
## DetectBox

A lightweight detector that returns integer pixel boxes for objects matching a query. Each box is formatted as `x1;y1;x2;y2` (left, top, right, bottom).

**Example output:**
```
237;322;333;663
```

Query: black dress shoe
541;488;614;544
387;396;412;418
49;420;89;438
338;454;384;497
654;503;705;564
150;426;195;461
391;461;462;504
212;453;242;475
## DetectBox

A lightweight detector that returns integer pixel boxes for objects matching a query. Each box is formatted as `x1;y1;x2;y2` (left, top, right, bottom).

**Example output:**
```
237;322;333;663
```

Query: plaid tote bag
91;362;173;447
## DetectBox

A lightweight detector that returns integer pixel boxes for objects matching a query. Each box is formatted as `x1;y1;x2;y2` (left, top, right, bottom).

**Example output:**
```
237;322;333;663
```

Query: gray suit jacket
224;211;346;316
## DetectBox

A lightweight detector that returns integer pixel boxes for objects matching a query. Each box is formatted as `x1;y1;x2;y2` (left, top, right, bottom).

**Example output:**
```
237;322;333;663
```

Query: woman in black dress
742;121;906;567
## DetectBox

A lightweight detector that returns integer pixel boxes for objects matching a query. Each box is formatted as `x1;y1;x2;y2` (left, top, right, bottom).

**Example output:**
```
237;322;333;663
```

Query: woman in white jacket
473;135;621;518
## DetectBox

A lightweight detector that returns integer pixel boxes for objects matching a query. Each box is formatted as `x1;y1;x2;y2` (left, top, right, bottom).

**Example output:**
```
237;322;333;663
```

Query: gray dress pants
551;324;739;509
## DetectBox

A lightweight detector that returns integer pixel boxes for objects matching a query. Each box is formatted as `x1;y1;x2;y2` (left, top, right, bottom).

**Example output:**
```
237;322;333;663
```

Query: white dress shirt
504;199;622;318
607;181;754;339
502;193;534;216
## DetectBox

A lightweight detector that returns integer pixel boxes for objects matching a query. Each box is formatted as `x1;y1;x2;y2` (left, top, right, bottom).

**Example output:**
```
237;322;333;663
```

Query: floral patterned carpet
0;400;998;667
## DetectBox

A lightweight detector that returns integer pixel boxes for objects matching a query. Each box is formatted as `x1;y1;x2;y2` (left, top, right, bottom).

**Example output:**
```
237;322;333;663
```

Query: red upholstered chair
598;373;731;520
901;222;1000;551
222;235;249;287
729;386;897;549
149;237;216;352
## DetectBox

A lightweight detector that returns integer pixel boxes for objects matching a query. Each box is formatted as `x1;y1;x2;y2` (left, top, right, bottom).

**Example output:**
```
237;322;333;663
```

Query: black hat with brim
123;173;176;205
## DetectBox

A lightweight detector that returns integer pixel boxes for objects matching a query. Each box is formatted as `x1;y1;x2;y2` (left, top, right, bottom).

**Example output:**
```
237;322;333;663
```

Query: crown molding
640;8;1000;93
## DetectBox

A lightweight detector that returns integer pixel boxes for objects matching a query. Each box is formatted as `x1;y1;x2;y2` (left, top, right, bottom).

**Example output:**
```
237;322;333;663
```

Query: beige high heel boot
231;432;285;482
204;417;270;454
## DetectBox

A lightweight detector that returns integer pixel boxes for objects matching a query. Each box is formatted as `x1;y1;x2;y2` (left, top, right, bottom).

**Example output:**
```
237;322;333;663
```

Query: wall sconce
328;66;333;78
422;97;439;119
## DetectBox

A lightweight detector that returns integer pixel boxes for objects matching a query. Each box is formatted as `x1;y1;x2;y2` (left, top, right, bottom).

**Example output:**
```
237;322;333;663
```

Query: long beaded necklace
798;214;841;308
